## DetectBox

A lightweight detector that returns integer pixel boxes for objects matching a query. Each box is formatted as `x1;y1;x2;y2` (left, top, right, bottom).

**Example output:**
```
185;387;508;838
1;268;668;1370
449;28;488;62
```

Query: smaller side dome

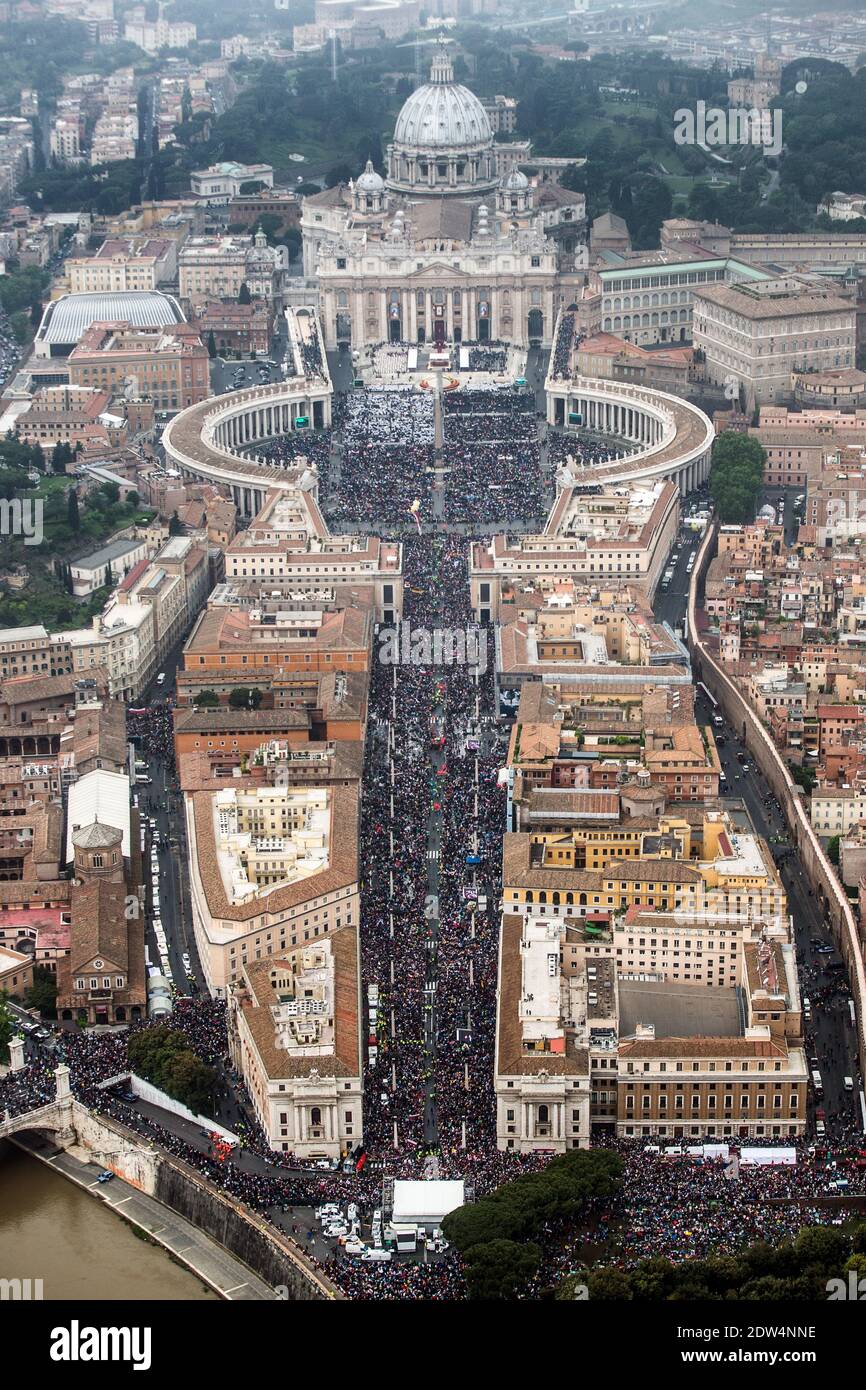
503;168;529;191
356;160;384;193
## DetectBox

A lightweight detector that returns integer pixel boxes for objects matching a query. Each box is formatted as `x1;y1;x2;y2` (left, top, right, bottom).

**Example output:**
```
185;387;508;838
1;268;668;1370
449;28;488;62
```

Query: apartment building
225;490;403;623
69;537;150;598
0;626;69;680
810;786;866;835
66;238;176;293
817;192;866;222
181;596;373;684
15;385;118;456
49;117;81;163
60;536;209;699
178;232;284;306
67;320;210;412
503;811;786;927
186;780;360;996
190;161;274;205
124;17;197;53
470;481;680;622
190;299;272;355
597;252;768;347
228;934;363;1157
494;914;805;1148
693;278;857;407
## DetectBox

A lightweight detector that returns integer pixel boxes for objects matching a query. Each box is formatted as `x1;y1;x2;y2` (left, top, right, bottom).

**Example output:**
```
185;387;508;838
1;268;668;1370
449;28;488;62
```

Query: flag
356;1150;367;1173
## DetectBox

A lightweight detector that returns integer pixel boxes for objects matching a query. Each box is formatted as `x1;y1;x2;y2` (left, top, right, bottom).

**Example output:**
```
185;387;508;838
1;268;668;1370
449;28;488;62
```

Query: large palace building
300;41;587;351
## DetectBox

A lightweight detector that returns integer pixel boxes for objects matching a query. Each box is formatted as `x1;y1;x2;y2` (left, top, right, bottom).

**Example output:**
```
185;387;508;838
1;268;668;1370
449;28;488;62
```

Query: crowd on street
127;704;176;778
3;361;866;1303
330;387;434;525
463;342;507;373
298;320;326;379
442;388;544;525
550;310;576;380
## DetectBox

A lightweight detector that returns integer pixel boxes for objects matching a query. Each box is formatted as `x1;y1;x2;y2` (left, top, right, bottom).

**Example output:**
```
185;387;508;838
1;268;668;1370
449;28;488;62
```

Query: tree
24;965;58;1018
127;1024;219;1115
827;836;840;865
325;161;354;188
169;511;184;536
228;686;262;709
52;441;71;473
444;1148;623;1267
10;310;29;344
587;1267;635;1300
207;329;217;359
462;1239;541;1300
238;282;252;305
0;991;14;1062
66;487;80;532
709;433;766;524
196;689;220;707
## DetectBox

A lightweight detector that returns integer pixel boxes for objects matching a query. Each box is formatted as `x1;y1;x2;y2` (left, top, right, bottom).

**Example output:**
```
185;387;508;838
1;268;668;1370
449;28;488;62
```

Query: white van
156;672;166;686
844;1075;854;1092
361;1248;392;1262
812;1069;823;1095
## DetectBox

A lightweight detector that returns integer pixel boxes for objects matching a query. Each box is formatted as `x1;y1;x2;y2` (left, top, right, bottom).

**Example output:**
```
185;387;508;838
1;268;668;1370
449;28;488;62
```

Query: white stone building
228;934;363;1157
301;41;586;350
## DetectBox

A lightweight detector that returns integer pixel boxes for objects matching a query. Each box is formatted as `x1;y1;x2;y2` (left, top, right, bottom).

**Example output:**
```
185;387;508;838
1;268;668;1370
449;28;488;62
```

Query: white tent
739;1147;797;1166
392;1179;465;1230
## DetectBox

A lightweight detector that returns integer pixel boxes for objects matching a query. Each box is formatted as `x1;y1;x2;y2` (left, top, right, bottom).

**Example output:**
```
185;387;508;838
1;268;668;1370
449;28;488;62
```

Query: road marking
223;1283;249;1295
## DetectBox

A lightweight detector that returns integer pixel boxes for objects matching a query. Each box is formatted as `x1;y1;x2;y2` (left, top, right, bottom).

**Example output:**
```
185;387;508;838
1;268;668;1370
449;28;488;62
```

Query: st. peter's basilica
300;40;587;351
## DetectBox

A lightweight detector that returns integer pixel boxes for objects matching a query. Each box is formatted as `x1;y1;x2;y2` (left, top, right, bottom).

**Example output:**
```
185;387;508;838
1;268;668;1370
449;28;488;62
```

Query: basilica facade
300;42;587;351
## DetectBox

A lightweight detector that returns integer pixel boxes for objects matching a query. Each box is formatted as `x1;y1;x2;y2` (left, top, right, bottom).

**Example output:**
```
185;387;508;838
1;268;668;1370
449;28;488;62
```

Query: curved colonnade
163;369;714;521
162;377;333;518
545;374;715;504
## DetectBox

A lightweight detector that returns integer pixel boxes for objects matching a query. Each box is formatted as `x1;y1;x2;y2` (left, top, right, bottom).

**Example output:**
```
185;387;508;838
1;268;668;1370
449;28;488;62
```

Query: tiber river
0;1147;217;1300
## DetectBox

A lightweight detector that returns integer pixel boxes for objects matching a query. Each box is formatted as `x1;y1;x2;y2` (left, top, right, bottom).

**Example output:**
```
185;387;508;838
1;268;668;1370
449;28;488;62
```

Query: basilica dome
387;42;497;199
394;57;492;151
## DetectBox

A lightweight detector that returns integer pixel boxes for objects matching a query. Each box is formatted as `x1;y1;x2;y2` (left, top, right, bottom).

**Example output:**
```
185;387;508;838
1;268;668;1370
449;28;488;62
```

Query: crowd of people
442;388;544;525
547;429;617;476
4;358;866;1302
298;320;326;379
550;309;576;381
371;342;411;378
127;703;176;778
255;427;333;495
330;387;434;526
463;341;508;374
